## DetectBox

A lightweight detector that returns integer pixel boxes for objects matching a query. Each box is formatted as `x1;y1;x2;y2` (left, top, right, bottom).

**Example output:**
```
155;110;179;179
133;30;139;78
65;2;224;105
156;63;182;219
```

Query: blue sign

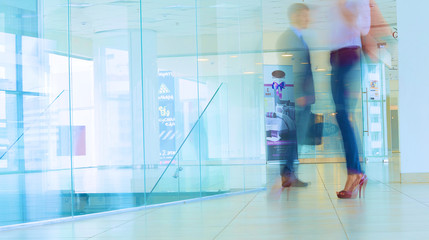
158;71;176;163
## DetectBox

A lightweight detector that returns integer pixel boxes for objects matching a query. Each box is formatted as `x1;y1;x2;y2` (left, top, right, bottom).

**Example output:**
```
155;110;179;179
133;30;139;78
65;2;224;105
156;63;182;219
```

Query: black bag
301;112;324;145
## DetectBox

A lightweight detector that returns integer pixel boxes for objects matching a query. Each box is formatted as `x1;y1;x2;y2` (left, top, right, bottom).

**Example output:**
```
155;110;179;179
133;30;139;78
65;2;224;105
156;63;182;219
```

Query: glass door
362;61;389;163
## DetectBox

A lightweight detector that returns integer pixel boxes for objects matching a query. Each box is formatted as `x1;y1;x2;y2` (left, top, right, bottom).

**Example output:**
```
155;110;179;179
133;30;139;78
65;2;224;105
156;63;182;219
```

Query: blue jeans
280;105;311;176
330;47;363;175
279;141;297;176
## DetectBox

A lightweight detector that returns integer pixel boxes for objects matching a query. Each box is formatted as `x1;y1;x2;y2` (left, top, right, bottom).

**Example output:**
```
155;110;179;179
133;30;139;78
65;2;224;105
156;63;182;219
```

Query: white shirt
328;0;371;50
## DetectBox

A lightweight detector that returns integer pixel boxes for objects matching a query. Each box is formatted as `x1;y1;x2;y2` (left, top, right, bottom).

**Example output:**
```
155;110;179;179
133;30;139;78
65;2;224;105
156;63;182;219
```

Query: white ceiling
42;0;398;44
43;0;264;37
263;0;397;31
40;0;398;63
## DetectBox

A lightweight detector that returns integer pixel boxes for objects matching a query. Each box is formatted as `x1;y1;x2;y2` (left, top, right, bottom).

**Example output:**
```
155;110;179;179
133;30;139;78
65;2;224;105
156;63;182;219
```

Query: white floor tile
3;162;429;240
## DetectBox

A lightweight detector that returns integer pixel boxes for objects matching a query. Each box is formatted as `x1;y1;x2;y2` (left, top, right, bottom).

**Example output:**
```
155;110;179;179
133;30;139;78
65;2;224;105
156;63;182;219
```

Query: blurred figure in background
329;0;370;198
277;3;315;188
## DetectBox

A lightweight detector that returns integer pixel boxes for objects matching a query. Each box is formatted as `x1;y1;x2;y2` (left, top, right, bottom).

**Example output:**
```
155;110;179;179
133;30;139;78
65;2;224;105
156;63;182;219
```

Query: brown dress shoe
281;174;309;188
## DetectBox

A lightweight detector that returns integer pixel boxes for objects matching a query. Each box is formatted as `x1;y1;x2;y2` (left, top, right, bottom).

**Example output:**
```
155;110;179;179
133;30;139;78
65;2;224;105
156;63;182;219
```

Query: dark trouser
280;105;312;176
330;46;363;175
280;146;297;177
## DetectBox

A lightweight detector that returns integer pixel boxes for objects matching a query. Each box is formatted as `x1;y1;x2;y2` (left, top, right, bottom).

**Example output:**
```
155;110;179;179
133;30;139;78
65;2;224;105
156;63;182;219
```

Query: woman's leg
330;48;363;176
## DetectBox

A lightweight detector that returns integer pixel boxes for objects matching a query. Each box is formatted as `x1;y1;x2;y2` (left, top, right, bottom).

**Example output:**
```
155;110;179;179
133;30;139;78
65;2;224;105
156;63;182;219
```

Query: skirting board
401;173;429;183
299;157;363;164
300;157;345;164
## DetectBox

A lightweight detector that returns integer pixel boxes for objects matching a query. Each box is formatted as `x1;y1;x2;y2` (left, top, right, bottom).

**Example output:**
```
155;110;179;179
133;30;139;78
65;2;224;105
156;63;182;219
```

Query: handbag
301;112;324;145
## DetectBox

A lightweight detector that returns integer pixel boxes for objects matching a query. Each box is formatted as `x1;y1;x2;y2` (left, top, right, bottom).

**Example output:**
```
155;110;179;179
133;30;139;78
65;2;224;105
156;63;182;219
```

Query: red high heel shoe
358;174;368;198
337;174;367;199
336;188;358;199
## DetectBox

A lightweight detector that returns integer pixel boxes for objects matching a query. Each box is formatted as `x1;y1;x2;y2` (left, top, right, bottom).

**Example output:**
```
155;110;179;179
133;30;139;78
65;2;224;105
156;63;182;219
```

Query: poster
369;80;380;100
158;71;176;164
264;65;297;162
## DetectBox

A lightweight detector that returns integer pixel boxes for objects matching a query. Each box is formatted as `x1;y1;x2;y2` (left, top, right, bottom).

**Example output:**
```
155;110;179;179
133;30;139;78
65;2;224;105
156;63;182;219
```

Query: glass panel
0;0;72;226
141;0;199;204
69;0;144;214
146;118;200;205
362;57;389;162
146;165;180;205
0;0;265;227
0;92;72;225
148;83;245;204
363;0;398;182
0;93;18;172
200;85;241;194
237;0;266;190
0;32;16;91
196;0;266;193
148;0;266;205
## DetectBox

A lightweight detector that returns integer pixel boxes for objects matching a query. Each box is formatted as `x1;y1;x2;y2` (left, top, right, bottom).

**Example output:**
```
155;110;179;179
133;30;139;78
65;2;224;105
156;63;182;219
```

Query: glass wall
0;0;265;227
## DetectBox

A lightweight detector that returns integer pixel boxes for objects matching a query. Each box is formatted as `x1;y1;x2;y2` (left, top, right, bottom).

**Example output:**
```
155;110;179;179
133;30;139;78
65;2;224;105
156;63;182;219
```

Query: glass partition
140;0;199;206
0;0;72;225
147;83;226;205
68;0;145;214
0;0;265;227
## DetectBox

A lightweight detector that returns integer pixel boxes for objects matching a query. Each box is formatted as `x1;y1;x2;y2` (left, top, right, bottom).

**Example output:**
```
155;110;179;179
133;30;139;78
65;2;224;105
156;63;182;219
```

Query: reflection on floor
4;160;429;240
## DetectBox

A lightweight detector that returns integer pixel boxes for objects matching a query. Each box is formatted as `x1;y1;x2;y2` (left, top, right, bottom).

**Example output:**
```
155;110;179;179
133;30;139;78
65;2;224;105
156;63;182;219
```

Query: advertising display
158;71;176;164
369;80;380;100
264;65;297;162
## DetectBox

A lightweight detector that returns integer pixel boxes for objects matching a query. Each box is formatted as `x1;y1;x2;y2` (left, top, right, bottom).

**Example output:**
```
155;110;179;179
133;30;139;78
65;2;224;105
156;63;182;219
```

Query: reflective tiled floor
3;160;429;240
